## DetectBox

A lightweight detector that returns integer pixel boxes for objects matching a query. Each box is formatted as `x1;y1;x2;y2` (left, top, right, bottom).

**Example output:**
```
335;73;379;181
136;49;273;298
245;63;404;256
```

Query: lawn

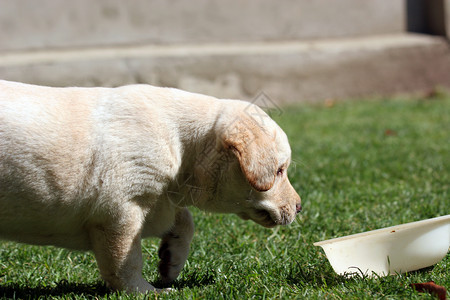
0;93;449;299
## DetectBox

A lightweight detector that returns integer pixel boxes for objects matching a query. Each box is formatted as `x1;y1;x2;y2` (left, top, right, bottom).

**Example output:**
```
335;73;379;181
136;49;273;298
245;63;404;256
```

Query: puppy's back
0;81;103;248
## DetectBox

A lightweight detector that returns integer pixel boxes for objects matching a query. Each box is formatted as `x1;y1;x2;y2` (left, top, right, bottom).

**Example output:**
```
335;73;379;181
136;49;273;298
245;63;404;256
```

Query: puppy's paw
157;238;187;285
158;208;194;285
158;241;172;282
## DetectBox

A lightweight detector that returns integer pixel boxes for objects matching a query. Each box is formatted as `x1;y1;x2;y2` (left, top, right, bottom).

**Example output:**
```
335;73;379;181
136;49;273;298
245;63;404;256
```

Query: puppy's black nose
296;204;302;214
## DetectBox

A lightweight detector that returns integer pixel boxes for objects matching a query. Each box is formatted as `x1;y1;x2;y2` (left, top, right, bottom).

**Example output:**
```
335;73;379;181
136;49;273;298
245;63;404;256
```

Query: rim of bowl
313;214;450;247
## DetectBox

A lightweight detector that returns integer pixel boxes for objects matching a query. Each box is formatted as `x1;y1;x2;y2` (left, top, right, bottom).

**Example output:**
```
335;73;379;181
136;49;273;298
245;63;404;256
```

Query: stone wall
0;0;449;103
1;0;404;51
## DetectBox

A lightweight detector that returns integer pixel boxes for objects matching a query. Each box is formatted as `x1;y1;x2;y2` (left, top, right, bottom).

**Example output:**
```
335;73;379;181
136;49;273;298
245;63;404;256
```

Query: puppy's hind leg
158;207;194;285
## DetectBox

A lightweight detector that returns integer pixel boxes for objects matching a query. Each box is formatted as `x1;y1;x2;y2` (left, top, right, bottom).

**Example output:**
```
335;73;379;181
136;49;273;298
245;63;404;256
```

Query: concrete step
1;33;449;103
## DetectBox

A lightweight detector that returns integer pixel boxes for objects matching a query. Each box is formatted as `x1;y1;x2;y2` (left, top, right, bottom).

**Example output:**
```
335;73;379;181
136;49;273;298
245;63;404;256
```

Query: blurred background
0;0;449;104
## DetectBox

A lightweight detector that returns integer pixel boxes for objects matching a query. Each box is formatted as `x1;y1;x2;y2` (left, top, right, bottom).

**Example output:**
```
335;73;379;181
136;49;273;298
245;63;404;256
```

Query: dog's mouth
254;209;277;228
237;210;277;228
238;205;297;228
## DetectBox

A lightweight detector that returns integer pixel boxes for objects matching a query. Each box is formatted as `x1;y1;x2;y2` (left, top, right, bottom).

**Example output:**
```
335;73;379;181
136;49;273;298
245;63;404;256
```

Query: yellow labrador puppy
0;80;301;293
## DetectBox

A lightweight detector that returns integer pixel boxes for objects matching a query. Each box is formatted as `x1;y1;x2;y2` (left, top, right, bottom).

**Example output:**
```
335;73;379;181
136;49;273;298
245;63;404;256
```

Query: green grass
1;94;449;299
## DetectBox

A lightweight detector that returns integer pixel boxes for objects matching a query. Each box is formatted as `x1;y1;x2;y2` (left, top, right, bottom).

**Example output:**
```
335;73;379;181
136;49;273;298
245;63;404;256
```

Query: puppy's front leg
89;217;157;293
158;207;194;285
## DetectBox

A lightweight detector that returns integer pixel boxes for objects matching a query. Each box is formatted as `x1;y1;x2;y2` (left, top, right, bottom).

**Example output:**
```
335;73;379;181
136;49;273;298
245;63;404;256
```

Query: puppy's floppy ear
221;116;277;192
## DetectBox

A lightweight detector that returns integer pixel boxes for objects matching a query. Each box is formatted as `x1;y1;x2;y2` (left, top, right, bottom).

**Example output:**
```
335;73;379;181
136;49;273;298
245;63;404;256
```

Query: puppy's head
197;100;301;228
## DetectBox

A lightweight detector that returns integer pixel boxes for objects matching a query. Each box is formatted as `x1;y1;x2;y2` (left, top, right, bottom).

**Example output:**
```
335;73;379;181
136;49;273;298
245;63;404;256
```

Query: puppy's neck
164;98;231;209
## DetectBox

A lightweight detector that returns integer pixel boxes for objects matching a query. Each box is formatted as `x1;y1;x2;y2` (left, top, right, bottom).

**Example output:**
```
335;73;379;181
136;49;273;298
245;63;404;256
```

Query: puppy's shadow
0;271;216;298
156;270;216;290
0;280;110;299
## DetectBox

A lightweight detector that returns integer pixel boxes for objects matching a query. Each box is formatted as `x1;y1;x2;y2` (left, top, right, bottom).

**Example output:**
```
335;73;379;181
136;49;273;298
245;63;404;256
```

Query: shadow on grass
155;269;216;290
0;280;110;299
286;261;437;290
286;261;352;289
0;270;216;298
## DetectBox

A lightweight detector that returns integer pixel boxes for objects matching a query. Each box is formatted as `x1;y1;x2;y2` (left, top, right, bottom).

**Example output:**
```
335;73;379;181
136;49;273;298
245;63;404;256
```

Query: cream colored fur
0;80;301;293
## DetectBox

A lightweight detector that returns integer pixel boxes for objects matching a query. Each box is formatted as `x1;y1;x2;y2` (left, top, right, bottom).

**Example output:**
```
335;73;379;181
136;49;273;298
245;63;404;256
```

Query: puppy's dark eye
277;168;284;176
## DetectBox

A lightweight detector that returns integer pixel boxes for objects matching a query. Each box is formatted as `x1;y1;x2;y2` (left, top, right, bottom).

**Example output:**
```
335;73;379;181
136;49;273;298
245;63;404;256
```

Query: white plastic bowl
314;215;450;277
